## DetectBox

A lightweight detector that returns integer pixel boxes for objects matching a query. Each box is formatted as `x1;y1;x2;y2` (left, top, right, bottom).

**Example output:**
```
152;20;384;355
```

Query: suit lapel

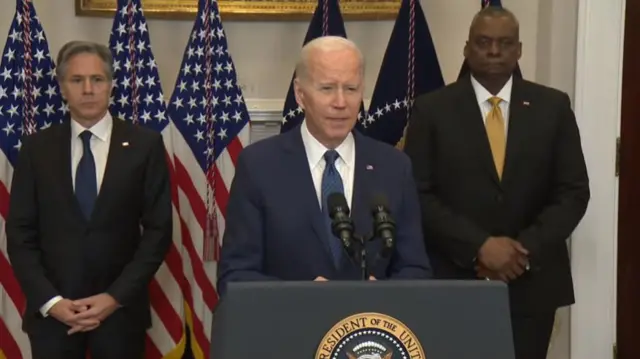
456;78;501;186
90;119;128;222
502;80;531;183
350;132;374;243
282;128;336;264
57;120;86;221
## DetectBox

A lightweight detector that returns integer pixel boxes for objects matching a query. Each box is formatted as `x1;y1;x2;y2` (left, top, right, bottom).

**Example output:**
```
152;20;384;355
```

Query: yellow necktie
485;96;505;179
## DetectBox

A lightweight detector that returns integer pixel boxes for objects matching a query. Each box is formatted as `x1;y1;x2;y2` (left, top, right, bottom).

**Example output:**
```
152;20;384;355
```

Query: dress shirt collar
470;74;513;105
70;112;113;142
300;119;355;169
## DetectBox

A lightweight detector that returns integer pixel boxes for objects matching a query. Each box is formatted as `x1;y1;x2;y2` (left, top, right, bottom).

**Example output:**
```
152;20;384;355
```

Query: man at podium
217;36;432;296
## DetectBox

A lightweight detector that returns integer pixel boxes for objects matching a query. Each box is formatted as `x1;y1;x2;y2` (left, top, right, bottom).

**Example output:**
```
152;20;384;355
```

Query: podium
210;280;515;359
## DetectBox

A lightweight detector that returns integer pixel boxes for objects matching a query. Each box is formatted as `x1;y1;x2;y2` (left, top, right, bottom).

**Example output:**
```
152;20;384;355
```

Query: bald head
295;36;365;82
469;6;519;40
464;5;521;87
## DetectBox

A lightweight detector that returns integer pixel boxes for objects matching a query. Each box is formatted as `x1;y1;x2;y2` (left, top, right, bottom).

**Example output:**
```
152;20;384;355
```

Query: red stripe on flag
173;159;217;309
178;211;217;312
225;137;243;166
0;255;24;315
212;167;228;220
167;153;213;310
164;151;189;295
0;181;10;219
173;159;206;232
178;218;211;355
144;333;163;359
163;244;188;305
0;318;22;359
212;137;242;218
148;278;183;343
170;155;215;353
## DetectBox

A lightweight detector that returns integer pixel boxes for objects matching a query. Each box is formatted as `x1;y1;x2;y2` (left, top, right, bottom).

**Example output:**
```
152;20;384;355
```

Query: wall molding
571;0;625;358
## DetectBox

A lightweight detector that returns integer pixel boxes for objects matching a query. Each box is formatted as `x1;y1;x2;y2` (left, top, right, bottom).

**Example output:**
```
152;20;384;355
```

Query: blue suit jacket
217;126;432;295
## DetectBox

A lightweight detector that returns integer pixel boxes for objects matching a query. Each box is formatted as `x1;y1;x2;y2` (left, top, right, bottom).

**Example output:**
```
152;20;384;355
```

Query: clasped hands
475;236;529;282
48;293;120;335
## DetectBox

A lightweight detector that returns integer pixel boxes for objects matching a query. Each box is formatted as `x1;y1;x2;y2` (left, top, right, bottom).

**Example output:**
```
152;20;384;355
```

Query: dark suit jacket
217;126;432;295
403;76;590;313
6;117;172;333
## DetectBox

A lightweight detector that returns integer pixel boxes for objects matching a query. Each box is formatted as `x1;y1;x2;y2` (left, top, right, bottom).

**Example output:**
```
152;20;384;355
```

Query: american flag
107;1;187;358
166;0;250;357
0;1;66;359
457;0;522;79
279;0;365;133
354;0;444;147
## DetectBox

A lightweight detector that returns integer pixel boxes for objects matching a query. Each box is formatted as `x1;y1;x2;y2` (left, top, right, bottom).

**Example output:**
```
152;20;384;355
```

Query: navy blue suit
217;126;432;295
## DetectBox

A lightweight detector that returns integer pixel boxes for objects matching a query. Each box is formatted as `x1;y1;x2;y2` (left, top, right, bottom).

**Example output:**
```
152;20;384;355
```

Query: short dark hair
469;6;520;39
55;40;114;81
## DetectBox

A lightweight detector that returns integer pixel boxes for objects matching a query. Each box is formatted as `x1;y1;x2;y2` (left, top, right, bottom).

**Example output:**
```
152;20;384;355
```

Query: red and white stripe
171;120;250;358
118;2;186;357
144;123;188;359
1;4;34;357
0;148;29;359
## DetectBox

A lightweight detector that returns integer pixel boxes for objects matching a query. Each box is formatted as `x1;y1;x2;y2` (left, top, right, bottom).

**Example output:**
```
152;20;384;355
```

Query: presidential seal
315;312;426;359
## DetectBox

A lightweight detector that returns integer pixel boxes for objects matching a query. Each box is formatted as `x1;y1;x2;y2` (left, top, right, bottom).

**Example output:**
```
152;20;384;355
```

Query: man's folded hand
66;293;120;335
477;236;529;281
48;298;99;334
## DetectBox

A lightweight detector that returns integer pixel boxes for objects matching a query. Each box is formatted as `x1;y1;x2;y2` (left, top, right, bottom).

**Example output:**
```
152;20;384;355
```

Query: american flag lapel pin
366;164;374;171
122;142;129;147
523;101;530;106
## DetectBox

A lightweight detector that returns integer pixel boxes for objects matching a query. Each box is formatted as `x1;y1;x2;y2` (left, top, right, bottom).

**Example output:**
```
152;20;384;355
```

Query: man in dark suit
6;41;172;359
403;6;589;359
217;36;431;295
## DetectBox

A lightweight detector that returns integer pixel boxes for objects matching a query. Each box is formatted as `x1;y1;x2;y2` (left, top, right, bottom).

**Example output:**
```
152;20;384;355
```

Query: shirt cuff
40;295;63;317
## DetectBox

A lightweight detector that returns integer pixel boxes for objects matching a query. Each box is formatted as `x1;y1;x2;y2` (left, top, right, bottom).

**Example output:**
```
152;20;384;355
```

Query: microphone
371;194;396;258
327;193;356;257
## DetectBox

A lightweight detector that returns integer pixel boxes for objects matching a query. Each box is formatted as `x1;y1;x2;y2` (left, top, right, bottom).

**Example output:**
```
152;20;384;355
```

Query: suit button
496;194;503;202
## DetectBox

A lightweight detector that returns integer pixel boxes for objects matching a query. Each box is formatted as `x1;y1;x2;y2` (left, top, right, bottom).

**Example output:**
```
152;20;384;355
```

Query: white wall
571;0;624;358
0;1;593;358
535;1;579;357
0;0;541;104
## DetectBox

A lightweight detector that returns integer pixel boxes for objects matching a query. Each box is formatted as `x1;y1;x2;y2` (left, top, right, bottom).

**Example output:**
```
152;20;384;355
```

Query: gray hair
55;40;114;81
294;36;365;82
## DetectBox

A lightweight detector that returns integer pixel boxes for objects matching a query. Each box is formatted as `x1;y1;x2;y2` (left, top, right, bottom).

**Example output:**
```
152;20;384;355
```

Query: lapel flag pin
523;101;530;106
122;142;129;147
366;165;374;170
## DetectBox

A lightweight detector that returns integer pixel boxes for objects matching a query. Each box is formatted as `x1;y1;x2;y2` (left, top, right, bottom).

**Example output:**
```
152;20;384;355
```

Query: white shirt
470;75;513;136
300;120;355;210
70;112;113;192
39;112;114;317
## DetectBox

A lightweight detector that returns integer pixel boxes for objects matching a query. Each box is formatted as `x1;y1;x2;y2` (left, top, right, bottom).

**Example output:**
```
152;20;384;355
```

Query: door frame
571;0;625;358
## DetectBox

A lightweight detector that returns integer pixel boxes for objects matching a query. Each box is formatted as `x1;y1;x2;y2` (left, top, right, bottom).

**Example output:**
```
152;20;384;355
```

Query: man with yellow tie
403;6;590;359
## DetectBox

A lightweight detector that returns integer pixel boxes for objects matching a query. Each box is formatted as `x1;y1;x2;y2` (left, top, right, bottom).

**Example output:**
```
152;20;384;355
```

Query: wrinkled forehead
64;53;110;77
306;51;363;82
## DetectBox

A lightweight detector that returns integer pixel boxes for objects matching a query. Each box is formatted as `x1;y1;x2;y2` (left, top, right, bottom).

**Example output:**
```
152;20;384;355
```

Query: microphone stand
353;234;373;281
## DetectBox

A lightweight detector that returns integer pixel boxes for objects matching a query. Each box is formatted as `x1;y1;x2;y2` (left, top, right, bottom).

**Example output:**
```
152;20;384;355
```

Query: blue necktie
75;130;97;220
321;150;345;266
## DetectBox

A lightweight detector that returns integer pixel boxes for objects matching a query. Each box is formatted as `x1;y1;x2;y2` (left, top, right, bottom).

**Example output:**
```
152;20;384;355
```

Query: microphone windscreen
370;193;390;212
327;192;349;216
